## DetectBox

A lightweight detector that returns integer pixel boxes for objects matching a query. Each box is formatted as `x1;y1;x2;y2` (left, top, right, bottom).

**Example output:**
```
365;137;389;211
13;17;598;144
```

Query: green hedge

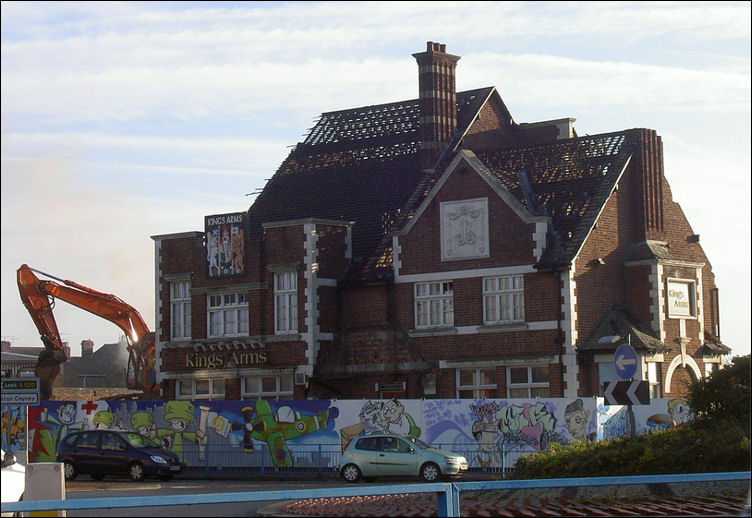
511;424;750;479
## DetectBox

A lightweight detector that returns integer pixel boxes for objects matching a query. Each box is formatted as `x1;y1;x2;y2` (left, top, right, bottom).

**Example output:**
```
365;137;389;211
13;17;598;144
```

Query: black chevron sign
604;380;650;405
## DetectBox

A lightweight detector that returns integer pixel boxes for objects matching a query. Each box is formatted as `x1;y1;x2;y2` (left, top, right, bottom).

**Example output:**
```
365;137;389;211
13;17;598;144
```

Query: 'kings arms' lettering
185;351;268;369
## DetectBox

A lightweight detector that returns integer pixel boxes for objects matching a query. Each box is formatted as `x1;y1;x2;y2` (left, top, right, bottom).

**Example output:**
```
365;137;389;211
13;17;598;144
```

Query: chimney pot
440;44;446;53
426;41;433;51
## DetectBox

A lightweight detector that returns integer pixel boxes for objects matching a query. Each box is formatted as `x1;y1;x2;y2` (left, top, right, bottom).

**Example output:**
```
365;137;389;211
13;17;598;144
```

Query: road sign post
2;377;40;466
1;377;41;405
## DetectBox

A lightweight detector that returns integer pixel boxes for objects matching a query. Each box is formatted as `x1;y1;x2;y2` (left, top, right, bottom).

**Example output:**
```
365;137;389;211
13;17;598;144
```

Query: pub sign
205;212;247;278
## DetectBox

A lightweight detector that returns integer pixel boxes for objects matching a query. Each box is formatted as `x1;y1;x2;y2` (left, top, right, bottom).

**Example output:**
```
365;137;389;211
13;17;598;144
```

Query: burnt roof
248;89;496;280
474;131;633;268
248;89;635;280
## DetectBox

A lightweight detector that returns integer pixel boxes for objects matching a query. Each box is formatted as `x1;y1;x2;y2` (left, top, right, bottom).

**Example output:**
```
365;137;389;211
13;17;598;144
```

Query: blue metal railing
179;442;516;476
3;471;749;517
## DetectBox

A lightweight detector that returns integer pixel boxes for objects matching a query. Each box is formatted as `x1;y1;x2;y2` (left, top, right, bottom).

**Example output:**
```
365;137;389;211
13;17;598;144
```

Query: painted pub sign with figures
205;212;247;278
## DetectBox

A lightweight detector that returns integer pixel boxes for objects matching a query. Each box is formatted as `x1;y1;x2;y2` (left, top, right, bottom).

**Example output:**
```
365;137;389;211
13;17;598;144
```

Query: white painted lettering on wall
206;214;244;226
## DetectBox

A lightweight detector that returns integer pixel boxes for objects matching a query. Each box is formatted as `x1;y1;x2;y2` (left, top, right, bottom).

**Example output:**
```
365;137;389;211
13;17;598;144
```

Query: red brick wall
398;165;537;275
343;285;389;326
463;101;515;151
624;265;652;326
574;169;637;344
315;224;350;278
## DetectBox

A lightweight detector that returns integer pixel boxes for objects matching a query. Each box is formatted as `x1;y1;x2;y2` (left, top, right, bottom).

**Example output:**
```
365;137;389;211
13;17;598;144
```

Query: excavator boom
17;264;158;399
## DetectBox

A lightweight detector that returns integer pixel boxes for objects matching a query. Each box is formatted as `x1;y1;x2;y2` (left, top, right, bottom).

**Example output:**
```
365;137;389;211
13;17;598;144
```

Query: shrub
685;355;750;428
510;424;750;479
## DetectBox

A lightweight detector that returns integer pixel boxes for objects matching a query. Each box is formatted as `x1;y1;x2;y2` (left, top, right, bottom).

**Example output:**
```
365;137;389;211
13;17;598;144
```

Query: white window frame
647;362;662;399
456;367;496;398
483;275;524;325
207;292;248;338
274;272;298;334
176;378;225;400
242;373;294;399
415;281;454;328
170;280;191;340
507;365;550;398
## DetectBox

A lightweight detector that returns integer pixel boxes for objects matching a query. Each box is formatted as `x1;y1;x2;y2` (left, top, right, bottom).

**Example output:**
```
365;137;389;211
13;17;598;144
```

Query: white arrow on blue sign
614;343;638;379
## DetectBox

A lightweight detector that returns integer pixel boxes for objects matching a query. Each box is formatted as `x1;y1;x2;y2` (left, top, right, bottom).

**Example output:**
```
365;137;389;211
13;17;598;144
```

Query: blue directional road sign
614;343;638;380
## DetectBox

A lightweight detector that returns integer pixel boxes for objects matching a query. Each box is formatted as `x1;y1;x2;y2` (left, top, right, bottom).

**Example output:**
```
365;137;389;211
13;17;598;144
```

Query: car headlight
150;455;168;464
444;457;459;464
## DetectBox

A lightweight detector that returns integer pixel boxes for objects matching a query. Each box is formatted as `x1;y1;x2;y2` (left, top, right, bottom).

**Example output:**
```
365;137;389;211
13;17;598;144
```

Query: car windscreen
123;432;163;449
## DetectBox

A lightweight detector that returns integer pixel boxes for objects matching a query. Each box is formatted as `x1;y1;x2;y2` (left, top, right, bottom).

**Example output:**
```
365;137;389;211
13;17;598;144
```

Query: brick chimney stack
413;42;461;170
81;339;94;358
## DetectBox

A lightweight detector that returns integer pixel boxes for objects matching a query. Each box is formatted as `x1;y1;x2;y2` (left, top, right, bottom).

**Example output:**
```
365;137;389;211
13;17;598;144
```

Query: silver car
339;433;468;483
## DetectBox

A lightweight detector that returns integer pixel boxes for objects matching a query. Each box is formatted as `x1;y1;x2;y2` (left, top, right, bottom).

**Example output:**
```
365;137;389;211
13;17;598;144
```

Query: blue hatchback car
57;429;183;482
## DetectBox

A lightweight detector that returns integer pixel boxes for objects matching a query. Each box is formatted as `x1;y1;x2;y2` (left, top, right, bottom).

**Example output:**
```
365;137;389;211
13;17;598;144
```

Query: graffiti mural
338;399;420;451
2;397;696;472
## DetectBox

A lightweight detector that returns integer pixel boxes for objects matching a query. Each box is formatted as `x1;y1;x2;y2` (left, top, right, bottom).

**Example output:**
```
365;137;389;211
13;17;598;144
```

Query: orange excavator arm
17;264;158;399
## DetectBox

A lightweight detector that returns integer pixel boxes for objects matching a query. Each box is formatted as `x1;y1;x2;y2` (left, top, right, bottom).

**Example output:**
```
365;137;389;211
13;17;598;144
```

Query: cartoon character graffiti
227;400;335;467
471;419;502;468
157;401;207;463
131;412;158;440
564;399;595;443
668;398;692;426
41;402;83;443
92;410;120;430
339;399;421;451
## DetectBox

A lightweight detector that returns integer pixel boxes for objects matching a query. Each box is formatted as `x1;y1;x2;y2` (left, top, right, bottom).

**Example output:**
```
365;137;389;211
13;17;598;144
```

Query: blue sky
1;1;749;359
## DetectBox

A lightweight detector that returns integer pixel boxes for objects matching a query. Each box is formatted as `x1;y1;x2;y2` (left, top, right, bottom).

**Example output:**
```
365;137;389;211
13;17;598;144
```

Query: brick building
151;42;729;402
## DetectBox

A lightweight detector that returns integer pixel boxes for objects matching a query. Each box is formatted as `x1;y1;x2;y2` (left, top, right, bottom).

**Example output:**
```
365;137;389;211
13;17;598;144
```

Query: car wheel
420;462;441;482
63;461;78;481
341;463;361;483
90;472;105;481
127;462;145;482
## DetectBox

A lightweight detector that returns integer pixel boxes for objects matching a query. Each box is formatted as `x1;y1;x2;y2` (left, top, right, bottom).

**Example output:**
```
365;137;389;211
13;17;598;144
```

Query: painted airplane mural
228;399;338;467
